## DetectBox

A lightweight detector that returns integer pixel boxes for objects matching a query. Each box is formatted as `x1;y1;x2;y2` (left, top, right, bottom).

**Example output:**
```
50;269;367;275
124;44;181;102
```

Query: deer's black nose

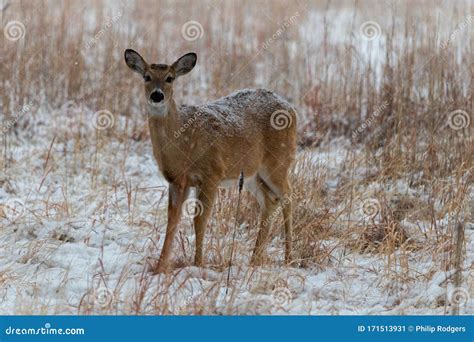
150;90;164;103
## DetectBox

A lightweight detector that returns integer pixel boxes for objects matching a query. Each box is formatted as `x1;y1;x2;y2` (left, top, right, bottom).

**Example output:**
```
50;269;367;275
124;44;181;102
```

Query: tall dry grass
1;0;471;156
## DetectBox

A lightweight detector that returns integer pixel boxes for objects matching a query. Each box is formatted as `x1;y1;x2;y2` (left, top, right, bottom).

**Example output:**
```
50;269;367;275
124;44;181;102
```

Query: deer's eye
165;76;174;83
144;75;152;82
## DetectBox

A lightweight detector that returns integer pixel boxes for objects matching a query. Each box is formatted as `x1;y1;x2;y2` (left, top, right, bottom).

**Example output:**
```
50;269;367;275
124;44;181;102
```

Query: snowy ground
0;106;472;315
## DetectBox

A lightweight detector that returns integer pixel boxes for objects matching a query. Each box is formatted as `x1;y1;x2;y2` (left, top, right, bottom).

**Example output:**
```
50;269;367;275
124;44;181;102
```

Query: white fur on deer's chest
148;103;168;118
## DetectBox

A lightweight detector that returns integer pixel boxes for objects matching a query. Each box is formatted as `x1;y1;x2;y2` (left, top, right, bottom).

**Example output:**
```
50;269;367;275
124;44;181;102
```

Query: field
0;0;472;314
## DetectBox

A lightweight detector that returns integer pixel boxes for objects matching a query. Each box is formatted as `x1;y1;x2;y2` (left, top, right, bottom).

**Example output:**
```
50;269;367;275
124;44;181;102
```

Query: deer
124;49;297;273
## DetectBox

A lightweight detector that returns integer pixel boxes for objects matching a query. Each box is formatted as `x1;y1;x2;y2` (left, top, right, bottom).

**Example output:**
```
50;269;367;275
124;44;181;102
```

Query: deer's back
179;88;297;138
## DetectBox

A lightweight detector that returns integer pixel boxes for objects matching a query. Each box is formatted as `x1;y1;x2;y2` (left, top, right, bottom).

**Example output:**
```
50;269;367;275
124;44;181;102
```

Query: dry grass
0;0;472;315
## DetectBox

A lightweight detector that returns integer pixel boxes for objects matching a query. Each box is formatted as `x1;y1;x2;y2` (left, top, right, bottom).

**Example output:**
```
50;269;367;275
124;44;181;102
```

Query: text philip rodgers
416;325;466;333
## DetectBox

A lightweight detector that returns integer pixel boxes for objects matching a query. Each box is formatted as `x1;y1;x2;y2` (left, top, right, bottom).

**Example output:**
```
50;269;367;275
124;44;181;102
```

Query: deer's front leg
193;183;217;267
156;181;188;273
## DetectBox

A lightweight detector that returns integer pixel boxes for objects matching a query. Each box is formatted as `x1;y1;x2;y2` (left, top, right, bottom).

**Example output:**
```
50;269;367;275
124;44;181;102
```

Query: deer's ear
124;49;147;76
172;53;197;77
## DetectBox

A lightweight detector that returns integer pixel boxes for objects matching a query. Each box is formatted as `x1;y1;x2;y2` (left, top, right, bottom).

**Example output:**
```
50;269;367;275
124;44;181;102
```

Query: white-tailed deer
124;49;297;272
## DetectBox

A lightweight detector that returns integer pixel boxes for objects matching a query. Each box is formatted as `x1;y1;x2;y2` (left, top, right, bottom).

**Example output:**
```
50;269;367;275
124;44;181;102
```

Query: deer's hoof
154;264;172;274
147;259;172;274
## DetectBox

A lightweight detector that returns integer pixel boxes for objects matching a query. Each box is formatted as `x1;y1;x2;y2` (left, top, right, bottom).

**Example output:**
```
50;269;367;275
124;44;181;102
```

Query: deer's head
124;49;197;117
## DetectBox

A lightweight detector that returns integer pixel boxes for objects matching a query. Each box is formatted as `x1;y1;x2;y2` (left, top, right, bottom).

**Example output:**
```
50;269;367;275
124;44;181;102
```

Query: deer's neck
147;99;181;139
147;99;183;182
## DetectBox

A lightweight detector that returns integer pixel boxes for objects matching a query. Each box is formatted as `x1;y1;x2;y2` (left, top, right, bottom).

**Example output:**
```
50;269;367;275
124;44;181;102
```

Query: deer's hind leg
251;169;294;265
249;175;281;265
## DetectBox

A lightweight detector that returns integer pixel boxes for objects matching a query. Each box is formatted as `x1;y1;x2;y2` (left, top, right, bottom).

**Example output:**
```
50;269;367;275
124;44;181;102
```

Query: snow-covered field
0;107;472;315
